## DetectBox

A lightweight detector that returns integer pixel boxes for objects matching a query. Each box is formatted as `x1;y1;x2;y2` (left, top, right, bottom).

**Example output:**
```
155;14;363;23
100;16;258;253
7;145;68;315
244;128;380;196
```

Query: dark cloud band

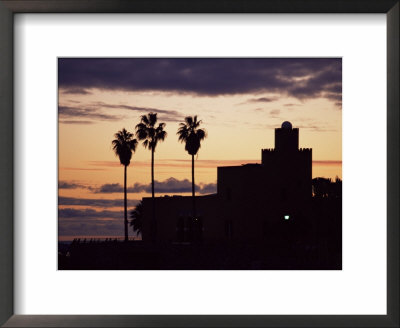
59;196;139;208
95;178;217;195
58;208;123;219
59;178;217;195
58;58;342;103
58;102;184;124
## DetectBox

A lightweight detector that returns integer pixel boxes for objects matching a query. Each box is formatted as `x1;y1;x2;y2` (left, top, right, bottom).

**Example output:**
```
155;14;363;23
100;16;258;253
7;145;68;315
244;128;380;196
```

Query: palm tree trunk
192;154;196;219
151;149;156;241
124;165;128;242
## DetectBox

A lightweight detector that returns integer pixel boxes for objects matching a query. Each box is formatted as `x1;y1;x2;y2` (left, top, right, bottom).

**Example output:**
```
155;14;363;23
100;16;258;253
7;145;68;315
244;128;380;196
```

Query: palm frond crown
129;201;143;236
177;115;207;155
112;128;138;166
135;113;167;151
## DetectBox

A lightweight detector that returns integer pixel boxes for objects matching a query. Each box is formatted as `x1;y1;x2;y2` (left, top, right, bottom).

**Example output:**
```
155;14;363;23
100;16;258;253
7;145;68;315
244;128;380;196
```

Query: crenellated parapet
261;148;277;165
261;123;312;167
298;148;313;161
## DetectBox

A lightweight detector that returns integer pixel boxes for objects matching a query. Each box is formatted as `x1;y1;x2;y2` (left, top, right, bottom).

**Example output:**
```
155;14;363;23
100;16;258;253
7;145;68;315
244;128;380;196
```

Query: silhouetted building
142;121;313;244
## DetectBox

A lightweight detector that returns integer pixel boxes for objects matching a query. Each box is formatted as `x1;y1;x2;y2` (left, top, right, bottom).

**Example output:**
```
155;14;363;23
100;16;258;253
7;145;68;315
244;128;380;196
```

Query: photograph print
58;58;342;270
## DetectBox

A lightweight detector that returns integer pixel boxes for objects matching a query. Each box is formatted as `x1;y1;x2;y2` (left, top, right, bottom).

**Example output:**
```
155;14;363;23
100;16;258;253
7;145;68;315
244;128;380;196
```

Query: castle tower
261;121;312;200
275;121;299;152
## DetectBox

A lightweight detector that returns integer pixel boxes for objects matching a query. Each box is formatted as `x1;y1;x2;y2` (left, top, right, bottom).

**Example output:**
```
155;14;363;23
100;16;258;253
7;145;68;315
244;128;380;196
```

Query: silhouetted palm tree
129;201;143;237
135;113;167;240
112;128;138;242
177;116;207;221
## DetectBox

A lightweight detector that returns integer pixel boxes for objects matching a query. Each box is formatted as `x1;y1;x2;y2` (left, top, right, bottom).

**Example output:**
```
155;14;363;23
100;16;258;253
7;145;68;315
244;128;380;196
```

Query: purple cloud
58;58;342;104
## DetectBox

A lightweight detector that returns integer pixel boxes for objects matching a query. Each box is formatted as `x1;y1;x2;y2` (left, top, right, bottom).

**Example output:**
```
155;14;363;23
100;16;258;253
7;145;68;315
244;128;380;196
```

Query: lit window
284;215;290;220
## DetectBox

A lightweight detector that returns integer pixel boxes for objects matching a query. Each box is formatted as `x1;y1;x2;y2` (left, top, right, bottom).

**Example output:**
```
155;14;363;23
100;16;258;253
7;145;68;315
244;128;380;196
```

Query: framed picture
0;0;398;327
57;57;342;271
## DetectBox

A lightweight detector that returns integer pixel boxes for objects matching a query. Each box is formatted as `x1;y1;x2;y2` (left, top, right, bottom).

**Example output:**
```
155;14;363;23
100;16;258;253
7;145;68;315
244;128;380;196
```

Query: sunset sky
58;58;342;240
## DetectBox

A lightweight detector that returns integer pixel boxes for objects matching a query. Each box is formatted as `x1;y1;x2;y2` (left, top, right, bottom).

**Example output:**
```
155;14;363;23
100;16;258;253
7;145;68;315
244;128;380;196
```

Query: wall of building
142;195;220;243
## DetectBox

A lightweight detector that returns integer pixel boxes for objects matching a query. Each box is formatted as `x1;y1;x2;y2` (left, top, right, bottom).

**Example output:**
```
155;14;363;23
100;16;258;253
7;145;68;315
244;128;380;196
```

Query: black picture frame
0;1;398;327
